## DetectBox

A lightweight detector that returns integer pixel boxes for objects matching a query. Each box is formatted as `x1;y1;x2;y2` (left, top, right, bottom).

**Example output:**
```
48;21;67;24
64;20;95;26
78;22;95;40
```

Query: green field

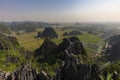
16;28;104;57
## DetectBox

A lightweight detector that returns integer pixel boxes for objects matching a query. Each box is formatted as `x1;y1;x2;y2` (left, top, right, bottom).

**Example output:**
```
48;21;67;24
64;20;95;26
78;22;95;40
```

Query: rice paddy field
16;27;104;57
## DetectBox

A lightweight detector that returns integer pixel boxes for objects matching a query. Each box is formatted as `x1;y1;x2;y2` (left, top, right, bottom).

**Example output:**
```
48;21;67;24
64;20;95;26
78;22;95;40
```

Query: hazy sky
0;0;120;22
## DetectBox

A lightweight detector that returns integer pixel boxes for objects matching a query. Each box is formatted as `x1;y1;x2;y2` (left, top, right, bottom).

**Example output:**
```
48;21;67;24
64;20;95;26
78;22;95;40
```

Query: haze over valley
0;0;120;80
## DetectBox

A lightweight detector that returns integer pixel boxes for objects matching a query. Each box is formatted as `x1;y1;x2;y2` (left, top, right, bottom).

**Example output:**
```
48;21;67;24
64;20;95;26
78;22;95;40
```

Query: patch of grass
77;32;104;44
0;50;26;72
16;32;44;51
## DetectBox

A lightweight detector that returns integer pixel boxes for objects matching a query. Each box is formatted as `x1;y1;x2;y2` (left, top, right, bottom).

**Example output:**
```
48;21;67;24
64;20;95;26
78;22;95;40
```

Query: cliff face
35;37;86;64
35;37;86;57
34;37;101;80
58;37;86;55
35;39;58;57
0;33;19;50
54;63;100;80
0;36;119;80
103;35;120;61
53;37;99;80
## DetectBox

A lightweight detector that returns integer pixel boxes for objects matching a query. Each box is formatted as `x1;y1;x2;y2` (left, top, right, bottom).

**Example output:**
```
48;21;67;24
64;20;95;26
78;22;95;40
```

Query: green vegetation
0;49;25;71
1;22;120;79
0;24;11;34
100;73;113;80
15;28;104;60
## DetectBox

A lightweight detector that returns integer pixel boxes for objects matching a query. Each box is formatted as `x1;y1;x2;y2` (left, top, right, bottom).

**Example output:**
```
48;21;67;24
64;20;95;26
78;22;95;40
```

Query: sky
0;0;120;22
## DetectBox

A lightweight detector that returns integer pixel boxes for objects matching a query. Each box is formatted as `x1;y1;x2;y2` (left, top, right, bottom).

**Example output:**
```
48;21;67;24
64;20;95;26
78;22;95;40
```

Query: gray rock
103;35;120;61
6;63;37;80
35;70;51;80
58;37;86;55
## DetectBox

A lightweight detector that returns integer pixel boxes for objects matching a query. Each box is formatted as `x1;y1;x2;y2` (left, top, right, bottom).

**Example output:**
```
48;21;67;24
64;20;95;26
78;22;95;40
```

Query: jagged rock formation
0;33;19;50
2;64;51;80
54;63;100;80
53;47;99;80
37;27;58;39
35;38;58;57
5;63;37;80
7;36;19;47
53;37;100;80
63;31;82;36
35;37;86;64
103;35;120;61
58;37;86;55
35;70;51;80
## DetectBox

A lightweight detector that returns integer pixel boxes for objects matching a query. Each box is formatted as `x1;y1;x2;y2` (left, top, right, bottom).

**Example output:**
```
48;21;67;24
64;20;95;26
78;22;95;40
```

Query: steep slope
35;38;58;57
37;27;58;39
0;34;25;71
0;24;11;34
103;35;120;61
0;34;19;50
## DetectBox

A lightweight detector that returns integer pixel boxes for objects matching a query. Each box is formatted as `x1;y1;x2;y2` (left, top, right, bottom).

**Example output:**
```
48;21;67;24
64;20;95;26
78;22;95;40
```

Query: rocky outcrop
3;63;51;80
35;37;86;57
103;35;120;61
35;70;51;80
5;63;36;80
54;51;100;80
58;37;86;55
53;37;100;80
7;36;19;47
35;38;58;57
35;37;86;64
34;36;104;80
63;31;82;36
54;64;100;80
0;33;19;50
37;27;58;39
